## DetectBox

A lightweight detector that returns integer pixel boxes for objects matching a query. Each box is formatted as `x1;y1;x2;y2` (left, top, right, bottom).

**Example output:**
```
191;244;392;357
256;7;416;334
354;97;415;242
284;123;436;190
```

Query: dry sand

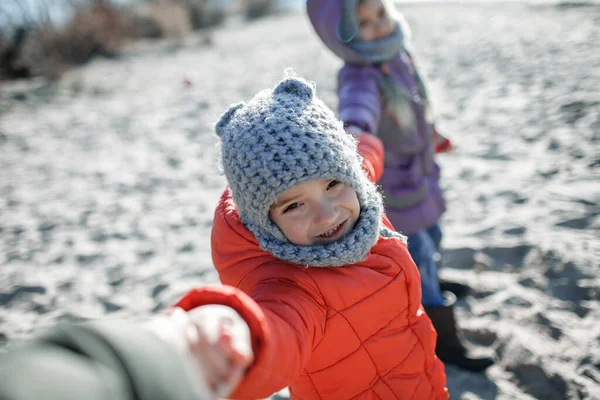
1;2;599;399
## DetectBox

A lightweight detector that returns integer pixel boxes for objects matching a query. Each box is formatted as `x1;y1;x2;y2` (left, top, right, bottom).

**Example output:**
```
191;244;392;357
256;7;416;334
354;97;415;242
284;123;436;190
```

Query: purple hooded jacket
307;0;446;236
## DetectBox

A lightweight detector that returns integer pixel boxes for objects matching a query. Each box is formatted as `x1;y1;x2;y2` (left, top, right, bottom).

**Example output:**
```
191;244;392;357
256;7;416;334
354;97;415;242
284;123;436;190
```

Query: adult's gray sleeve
0;321;206;400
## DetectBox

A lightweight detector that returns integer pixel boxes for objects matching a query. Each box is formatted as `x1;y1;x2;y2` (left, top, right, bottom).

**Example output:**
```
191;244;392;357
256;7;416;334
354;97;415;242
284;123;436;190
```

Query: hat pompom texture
215;102;244;138
273;77;315;101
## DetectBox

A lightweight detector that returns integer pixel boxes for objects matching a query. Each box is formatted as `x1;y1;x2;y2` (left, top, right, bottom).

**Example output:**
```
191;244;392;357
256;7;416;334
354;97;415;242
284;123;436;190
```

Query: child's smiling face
269;179;360;246
356;0;395;42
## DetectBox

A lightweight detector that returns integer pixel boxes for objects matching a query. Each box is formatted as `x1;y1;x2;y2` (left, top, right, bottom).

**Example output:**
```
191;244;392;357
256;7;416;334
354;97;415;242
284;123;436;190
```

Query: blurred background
0;0;306;80
1;0;599;399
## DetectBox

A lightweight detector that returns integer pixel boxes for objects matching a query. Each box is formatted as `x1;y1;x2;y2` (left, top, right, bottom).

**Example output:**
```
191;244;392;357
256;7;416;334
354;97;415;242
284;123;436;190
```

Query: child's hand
433;127;455;154
146;305;253;398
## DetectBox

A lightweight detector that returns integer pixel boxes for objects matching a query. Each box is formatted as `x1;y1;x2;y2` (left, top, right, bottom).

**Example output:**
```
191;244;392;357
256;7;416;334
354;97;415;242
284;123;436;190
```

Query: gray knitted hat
215;74;384;267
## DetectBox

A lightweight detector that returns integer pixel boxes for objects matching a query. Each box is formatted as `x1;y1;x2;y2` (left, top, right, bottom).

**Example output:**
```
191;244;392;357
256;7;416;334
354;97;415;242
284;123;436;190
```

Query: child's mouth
318;220;346;239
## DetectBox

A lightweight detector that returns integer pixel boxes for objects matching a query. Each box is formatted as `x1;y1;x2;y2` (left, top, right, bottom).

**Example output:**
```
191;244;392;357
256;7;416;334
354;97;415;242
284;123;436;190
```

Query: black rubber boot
425;293;494;372
439;279;471;298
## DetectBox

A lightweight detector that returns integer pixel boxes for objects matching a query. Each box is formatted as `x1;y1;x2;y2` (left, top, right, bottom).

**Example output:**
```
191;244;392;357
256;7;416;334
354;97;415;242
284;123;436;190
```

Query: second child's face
356;0;395;42
269;179;360;246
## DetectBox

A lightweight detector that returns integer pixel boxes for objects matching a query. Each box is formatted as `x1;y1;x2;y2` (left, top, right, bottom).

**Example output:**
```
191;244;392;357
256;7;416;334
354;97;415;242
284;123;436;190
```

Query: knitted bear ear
215;102;244;138
273;77;314;102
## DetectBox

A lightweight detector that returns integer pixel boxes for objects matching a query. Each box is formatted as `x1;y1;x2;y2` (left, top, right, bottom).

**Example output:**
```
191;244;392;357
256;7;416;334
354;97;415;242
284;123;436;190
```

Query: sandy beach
1;2;599;399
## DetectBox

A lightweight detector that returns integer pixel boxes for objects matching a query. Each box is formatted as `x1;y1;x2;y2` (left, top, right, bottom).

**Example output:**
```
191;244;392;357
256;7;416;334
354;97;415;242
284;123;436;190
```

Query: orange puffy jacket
176;134;448;399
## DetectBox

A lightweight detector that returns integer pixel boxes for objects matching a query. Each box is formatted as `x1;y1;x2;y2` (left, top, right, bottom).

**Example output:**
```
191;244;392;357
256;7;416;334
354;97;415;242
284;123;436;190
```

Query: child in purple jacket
307;0;494;371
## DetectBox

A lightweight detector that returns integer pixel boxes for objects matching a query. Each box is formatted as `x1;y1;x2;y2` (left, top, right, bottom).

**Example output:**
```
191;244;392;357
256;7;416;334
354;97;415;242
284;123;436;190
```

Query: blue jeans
407;223;445;307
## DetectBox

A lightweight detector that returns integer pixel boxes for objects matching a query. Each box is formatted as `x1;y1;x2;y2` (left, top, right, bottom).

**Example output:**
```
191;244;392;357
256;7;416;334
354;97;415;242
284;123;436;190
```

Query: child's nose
314;202;337;226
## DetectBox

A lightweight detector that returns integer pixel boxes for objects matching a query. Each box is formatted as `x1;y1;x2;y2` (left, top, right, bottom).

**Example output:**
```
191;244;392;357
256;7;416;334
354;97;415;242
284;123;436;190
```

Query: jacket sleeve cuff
340;107;378;134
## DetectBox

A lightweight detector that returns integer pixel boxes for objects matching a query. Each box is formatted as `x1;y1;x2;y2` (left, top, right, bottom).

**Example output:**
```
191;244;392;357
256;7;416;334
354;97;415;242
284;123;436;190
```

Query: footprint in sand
503;226;526;235
534;312;563;340
0;285;46;307
508;363;569;400
462;328;499;348
555;214;595;230
559;100;599;125
498;336;570;400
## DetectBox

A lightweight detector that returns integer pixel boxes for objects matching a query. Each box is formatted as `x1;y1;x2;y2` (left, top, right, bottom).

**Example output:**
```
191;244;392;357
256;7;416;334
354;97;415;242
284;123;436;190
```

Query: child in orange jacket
173;72;448;399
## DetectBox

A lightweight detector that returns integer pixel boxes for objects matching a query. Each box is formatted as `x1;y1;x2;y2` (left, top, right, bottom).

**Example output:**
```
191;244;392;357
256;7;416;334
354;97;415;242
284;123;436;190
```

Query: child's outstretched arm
337;66;386;182
176;277;327;399
338;66;382;136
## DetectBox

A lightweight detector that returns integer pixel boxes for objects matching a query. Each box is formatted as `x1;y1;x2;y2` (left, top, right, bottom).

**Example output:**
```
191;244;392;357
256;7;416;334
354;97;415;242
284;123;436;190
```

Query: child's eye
327;180;340;190
283;203;301;213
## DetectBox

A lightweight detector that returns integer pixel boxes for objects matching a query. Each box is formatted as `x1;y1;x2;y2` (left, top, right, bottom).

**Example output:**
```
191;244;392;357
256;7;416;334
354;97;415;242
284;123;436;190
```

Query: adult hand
185;305;254;397
146;305;253;398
